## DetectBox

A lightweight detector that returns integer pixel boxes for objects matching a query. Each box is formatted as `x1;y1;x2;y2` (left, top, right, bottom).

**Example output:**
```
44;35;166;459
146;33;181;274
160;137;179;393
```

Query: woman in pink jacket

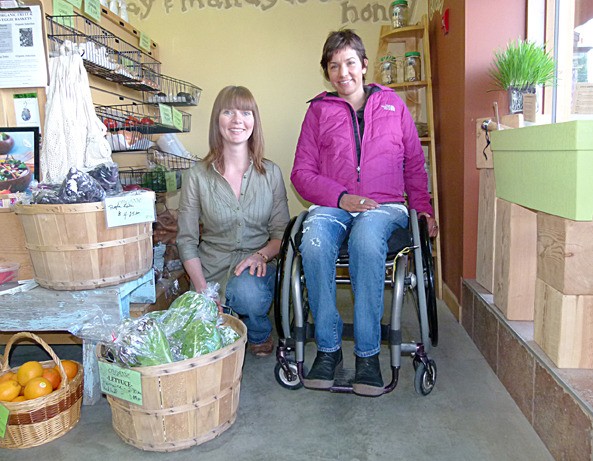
291;29;438;397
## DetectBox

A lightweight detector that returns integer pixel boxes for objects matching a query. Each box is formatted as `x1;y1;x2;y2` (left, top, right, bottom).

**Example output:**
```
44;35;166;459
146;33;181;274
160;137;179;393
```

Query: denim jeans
225;265;276;344
299;205;409;357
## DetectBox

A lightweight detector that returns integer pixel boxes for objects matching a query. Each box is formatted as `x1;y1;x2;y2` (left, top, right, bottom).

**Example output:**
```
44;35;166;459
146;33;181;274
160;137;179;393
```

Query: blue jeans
225;265;276;344
299;205;409;357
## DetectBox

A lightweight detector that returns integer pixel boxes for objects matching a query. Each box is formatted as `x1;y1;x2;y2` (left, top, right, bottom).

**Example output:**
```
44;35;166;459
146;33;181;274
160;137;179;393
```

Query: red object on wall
442;9;450;35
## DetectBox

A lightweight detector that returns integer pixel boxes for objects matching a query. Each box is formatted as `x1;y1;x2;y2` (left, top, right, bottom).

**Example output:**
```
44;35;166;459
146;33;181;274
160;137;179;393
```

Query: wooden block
476;169;497;292
501;113;524;128
537;212;593;295
0;209;34;280
493;199;537;320
534;278;593;368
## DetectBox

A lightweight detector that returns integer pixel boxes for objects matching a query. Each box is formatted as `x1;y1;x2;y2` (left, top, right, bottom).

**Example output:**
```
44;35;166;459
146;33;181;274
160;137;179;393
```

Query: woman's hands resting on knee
235;252;268;277
339;194;379;213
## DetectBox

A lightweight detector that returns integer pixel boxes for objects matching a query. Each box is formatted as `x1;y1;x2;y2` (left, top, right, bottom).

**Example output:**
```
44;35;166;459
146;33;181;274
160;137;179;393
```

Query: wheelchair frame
273;209;438;396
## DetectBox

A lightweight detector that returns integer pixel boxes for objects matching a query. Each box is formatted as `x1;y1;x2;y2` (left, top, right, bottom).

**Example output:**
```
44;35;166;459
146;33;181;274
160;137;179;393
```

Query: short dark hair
320;29;368;80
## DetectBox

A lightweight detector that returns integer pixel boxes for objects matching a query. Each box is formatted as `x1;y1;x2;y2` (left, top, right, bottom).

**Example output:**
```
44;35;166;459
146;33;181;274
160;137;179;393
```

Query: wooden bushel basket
101;314;247;452
0;332;83;449
14;202;153;290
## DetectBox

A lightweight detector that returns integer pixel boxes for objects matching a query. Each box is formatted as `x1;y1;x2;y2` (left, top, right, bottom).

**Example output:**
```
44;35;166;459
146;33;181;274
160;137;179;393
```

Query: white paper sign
104;191;156;228
0;5;49;88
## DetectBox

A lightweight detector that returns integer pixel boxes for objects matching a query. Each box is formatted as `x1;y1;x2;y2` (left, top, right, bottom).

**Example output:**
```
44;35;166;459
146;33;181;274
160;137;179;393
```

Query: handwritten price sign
104;191;156;228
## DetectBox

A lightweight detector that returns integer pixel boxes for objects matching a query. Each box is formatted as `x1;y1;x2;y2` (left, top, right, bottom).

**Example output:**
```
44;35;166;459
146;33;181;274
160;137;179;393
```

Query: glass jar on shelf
379;55;397;85
391;0;409;29
404;51;421;82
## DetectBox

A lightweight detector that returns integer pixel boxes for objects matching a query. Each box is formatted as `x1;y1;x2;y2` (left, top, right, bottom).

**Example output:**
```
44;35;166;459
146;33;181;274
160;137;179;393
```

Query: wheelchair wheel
274;216;298;338
414;359;437;396
274;361;304;390
418;216;439;347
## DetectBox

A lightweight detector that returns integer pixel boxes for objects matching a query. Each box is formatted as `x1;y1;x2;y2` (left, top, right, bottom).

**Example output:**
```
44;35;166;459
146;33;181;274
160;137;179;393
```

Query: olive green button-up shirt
177;159;290;298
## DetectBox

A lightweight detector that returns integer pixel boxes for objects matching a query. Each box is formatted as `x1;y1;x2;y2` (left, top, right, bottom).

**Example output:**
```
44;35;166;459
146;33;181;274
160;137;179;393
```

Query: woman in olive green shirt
177;86;290;356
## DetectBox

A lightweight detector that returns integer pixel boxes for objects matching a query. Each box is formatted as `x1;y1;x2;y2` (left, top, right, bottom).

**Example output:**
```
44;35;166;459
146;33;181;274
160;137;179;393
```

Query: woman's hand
419;212;439;238
339;194;379;213
234;252;268;277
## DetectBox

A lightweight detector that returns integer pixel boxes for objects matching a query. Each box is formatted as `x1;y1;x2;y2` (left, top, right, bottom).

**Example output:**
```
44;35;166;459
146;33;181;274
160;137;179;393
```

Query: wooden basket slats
102;315;246;452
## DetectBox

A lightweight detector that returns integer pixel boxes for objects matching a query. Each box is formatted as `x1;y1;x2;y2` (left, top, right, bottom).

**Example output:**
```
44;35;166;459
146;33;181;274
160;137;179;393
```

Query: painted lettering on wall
127;0;389;24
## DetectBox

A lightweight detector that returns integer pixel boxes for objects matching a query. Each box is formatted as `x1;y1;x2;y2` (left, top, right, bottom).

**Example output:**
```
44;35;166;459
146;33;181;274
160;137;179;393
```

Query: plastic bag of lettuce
111;285;240;367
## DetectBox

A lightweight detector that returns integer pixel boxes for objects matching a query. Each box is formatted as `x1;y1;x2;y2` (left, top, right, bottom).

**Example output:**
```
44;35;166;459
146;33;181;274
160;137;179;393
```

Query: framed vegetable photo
0;127;40;193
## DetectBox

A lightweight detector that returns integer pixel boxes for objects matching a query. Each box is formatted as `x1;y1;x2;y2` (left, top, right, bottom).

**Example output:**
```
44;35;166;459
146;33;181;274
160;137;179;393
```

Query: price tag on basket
0;403;8;438
98;361;143;405
104;191;156;228
172;107;183;131
165;171;177;192
139;32;151;52
159;103;174;127
83;0;101;22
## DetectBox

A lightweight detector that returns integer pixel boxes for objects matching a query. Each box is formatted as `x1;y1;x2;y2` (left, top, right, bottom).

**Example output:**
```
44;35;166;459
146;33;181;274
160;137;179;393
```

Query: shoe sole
352;382;384;397
303;360;343;390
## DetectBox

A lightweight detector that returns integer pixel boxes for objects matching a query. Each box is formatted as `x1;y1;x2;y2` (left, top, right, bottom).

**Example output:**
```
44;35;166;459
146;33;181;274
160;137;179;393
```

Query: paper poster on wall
0;5;48;88
12;93;40;127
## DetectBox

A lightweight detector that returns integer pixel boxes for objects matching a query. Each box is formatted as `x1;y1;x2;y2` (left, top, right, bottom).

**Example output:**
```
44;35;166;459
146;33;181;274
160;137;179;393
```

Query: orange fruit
42;368;61;390
11;395;26;402
0;371;17;384
17;361;44;386
24;377;53;400
0;380;21;401
56;360;78;381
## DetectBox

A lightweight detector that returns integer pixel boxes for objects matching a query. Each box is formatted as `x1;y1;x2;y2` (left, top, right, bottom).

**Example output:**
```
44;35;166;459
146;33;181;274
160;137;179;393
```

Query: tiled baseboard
462;279;593;461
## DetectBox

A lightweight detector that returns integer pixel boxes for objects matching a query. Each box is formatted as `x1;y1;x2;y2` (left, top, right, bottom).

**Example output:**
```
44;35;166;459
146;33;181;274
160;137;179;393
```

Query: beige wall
130;0;427;214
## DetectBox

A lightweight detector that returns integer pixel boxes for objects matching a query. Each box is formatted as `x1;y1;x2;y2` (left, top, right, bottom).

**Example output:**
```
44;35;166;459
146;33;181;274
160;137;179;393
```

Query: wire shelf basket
119;167;182;193
144;75;202;106
147;147;198;170
46;14;161;91
95;103;191;146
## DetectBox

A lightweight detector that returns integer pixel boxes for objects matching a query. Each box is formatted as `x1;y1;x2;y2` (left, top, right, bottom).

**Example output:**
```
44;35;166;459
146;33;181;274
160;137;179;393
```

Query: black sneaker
303;349;343;389
352;353;384;397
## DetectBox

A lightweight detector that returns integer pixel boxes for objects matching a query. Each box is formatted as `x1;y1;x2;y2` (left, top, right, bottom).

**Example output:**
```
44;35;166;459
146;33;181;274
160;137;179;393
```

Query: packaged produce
180;319;222;358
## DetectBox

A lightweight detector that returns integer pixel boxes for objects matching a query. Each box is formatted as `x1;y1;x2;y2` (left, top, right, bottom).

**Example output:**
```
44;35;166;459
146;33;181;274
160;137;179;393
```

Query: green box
491;120;593;221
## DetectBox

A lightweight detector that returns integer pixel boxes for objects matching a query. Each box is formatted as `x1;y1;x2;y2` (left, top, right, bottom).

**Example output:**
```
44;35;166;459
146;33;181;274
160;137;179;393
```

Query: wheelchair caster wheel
414;359;437;396
275;362;304;390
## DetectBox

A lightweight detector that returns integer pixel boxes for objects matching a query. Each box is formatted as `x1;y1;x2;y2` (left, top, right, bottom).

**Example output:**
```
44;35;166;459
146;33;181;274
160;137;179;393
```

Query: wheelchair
273;208;438;396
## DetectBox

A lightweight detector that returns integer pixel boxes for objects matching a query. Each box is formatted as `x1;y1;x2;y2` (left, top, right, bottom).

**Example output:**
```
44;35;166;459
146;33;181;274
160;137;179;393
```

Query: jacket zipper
347;105;362;182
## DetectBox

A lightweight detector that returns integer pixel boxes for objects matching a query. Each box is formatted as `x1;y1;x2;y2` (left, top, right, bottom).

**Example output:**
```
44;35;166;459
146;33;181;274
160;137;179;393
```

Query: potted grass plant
489;39;555;113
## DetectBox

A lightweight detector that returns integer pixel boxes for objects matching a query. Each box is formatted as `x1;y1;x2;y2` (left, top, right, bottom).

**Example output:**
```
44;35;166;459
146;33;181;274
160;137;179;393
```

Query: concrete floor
2;300;554;461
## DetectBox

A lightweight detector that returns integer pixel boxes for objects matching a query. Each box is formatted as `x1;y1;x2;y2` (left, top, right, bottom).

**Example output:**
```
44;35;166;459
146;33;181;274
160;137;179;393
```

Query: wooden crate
476;169;496;293
537;212;593;295
493;199;537;320
534;278;593;369
0;208;34;280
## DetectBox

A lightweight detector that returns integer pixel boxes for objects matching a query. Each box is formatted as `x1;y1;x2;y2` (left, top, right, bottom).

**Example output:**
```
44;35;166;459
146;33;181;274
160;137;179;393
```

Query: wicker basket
0;332;83;449
101;314;247;452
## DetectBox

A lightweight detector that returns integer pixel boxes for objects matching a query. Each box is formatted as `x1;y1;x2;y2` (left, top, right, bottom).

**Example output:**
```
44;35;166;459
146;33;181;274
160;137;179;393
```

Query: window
528;0;593;121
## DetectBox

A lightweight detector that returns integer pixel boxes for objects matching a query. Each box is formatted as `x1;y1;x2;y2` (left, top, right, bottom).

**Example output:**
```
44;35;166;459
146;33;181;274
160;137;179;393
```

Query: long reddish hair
203;86;266;174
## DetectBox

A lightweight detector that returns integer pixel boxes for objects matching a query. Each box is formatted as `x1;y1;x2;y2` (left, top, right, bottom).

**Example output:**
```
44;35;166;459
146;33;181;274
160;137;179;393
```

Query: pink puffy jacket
291;84;433;216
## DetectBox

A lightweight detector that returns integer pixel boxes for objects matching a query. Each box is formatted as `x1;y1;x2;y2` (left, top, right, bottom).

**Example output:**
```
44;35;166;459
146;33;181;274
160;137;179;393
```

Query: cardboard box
534;278;593;369
491;120;593;221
